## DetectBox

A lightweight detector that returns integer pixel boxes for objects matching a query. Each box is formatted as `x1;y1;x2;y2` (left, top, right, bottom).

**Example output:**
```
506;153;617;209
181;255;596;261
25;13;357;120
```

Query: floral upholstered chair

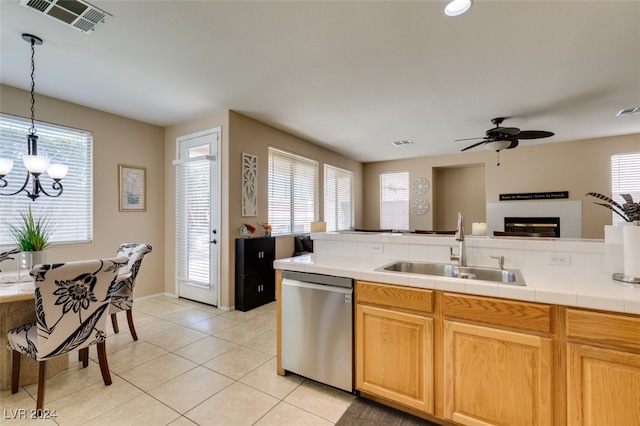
7;256;127;411
109;243;152;340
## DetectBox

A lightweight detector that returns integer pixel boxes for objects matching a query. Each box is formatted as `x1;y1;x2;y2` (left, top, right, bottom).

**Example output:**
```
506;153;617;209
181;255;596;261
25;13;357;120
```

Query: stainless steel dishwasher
281;270;354;392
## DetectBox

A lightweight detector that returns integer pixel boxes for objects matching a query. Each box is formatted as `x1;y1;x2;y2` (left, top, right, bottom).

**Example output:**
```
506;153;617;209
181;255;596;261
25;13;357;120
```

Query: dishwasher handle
282;270;353;288
282;278;352;295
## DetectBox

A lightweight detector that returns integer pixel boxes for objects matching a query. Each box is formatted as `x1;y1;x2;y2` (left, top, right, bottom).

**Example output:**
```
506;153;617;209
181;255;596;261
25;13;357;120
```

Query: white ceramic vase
19;251;47;278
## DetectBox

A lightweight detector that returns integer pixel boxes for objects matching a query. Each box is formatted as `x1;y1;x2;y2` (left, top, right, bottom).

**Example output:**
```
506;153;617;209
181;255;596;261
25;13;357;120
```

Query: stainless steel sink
377;261;525;286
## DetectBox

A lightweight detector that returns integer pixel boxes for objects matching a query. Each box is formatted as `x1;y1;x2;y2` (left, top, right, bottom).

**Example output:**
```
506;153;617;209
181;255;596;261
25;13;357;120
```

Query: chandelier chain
29;38;37;135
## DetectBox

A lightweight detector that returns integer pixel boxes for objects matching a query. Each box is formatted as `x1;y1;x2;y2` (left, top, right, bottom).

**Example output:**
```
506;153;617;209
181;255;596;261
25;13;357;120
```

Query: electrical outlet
548;254;571;266
369;244;384;254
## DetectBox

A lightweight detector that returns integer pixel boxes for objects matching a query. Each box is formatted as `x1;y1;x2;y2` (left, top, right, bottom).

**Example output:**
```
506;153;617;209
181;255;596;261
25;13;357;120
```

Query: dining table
0;267;132;391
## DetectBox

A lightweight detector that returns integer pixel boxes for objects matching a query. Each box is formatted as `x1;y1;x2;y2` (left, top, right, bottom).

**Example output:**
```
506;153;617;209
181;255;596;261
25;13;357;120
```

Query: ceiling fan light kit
444;0;472;17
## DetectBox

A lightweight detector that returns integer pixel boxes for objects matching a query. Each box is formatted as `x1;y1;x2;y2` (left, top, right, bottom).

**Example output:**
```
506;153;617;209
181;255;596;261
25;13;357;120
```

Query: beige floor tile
187;315;238;335
203;346;272;380
185;382;278;426
255;401;333;426
22;362;102;404
124;309;157;330
134;320;187;340
118;353;197;391
44;375;143;426
148;366;233;414
238;357;303;399
241;312;277;331
163;308;217;326
143;326;208;352
173;336;238;365
167;416;198;426
83;393;180;425
284;380;355;423
213;321;270;345
240;329;277;355
106;341;168;374
219;308;267;322
134;299;190;317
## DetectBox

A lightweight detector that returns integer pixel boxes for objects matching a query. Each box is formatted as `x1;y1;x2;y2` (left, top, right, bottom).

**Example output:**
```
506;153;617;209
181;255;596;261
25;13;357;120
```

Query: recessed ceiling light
444;0;472;17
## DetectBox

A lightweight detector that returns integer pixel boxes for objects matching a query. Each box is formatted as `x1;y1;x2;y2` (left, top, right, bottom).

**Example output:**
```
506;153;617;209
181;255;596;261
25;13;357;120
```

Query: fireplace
504;217;560;237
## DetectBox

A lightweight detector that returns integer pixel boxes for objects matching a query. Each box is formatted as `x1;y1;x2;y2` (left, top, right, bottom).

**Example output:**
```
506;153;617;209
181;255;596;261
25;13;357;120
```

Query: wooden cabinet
235;237;275;311
442;294;554;426
355;281;434;413
566;309;640;426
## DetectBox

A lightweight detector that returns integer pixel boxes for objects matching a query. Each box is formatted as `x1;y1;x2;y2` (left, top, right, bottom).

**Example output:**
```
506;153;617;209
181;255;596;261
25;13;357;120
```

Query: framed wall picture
118;164;146;212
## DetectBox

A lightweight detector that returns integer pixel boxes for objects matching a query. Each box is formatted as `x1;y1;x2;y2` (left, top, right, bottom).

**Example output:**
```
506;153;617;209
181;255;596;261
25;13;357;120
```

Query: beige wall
363;133;640;238
433;164;486;231
164;110;363;309
0;84;165;297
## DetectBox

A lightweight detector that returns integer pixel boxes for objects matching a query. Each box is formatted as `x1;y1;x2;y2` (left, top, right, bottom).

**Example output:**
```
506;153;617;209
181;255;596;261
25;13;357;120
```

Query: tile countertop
274;232;640;316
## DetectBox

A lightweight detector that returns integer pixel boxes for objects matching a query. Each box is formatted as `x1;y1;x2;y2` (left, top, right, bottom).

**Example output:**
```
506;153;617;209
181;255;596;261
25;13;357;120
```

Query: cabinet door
444;321;552;426
356;304;433;413
567;343;640;426
236;237;275;275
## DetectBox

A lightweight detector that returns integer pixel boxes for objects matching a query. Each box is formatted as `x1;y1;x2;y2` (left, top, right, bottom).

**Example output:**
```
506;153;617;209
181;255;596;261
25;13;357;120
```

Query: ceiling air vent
392;139;414;147
20;0;111;34
616;107;640;117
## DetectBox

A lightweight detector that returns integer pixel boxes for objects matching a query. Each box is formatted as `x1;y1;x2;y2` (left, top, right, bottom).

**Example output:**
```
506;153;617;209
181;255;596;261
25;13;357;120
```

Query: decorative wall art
242;153;258;217
118;164;146;212
412;199;429;215
412;178;429;194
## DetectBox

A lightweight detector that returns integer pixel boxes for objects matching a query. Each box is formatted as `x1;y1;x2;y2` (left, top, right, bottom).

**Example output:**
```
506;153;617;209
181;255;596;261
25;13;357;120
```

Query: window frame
611;151;640;225
324;164;354;232
268;147;319;236
380;171;409;231
0;113;93;247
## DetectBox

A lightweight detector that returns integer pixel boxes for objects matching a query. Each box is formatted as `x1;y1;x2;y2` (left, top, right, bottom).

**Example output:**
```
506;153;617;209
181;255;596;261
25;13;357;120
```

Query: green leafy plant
586;192;640;222
10;206;54;251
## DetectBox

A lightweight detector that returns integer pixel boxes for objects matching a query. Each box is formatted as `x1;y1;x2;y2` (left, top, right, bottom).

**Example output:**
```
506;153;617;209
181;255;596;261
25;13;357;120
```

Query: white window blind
0;113;92;246
380;171;409;230
175;155;213;286
611;152;640;225
324;164;353;231
268;147;318;235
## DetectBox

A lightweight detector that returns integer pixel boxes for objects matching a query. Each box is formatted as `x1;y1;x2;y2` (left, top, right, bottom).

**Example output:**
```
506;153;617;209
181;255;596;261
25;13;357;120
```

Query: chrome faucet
450;211;467;267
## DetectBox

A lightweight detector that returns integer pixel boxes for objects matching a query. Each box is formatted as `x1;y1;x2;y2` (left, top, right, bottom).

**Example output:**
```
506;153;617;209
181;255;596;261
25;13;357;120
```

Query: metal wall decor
242;152;257;217
412;199;429;215
412;178;429;194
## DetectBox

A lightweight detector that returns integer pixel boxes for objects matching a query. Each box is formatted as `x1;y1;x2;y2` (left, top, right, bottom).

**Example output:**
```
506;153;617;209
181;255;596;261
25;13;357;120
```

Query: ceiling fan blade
461;141;487;152
486;127;520;137
454;136;485;142
515;130;554;139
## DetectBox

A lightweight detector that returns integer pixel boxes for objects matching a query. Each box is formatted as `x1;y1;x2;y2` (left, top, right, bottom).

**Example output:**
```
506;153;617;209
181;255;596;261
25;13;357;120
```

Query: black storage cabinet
235;237;275;311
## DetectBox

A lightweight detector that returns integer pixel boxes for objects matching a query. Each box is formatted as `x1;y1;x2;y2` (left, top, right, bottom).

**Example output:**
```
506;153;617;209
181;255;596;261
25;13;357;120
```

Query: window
268;147;318;235
611;152;640;225
0;113;92;246
380;171;409;230
324;164;354;231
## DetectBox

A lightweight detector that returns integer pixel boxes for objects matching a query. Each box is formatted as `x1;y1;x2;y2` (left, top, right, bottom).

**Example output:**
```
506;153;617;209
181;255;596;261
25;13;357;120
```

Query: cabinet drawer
566;309;640;351
443;293;554;334
356;281;433;314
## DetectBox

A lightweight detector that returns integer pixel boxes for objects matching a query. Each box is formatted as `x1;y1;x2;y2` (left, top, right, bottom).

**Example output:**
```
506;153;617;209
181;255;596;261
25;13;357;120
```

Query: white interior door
174;129;220;305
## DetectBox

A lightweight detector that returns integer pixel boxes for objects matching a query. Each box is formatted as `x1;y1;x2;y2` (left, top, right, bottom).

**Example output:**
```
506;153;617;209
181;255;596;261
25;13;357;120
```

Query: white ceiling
1;0;639;163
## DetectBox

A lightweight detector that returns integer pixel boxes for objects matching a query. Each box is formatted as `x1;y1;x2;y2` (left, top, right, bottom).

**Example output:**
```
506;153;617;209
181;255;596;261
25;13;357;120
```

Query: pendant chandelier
0;34;68;201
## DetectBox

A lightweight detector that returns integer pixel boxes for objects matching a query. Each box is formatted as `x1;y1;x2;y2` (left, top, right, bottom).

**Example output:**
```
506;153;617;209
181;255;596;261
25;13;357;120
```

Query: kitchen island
274;232;640;426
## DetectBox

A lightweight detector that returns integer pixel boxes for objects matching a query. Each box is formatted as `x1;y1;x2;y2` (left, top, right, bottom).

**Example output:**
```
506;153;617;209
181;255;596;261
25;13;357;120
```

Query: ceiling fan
456;117;554;165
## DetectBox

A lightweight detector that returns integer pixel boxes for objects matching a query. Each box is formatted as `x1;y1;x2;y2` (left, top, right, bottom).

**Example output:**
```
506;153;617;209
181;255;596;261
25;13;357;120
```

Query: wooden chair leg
96;341;112;386
126;309;138;341
36;361;47;411
111;313;119;333
79;348;89;368
11;350;21;394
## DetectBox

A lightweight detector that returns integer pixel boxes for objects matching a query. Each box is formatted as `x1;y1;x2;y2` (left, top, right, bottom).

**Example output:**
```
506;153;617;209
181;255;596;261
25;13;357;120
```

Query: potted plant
586;192;640;223
10;205;54;270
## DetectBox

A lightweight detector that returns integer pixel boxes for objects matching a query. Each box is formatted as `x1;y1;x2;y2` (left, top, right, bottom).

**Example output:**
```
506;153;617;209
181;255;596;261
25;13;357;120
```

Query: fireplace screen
504;217;560;237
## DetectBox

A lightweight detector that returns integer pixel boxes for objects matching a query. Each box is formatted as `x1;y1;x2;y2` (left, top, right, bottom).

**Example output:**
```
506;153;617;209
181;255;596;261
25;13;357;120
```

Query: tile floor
1;296;355;425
